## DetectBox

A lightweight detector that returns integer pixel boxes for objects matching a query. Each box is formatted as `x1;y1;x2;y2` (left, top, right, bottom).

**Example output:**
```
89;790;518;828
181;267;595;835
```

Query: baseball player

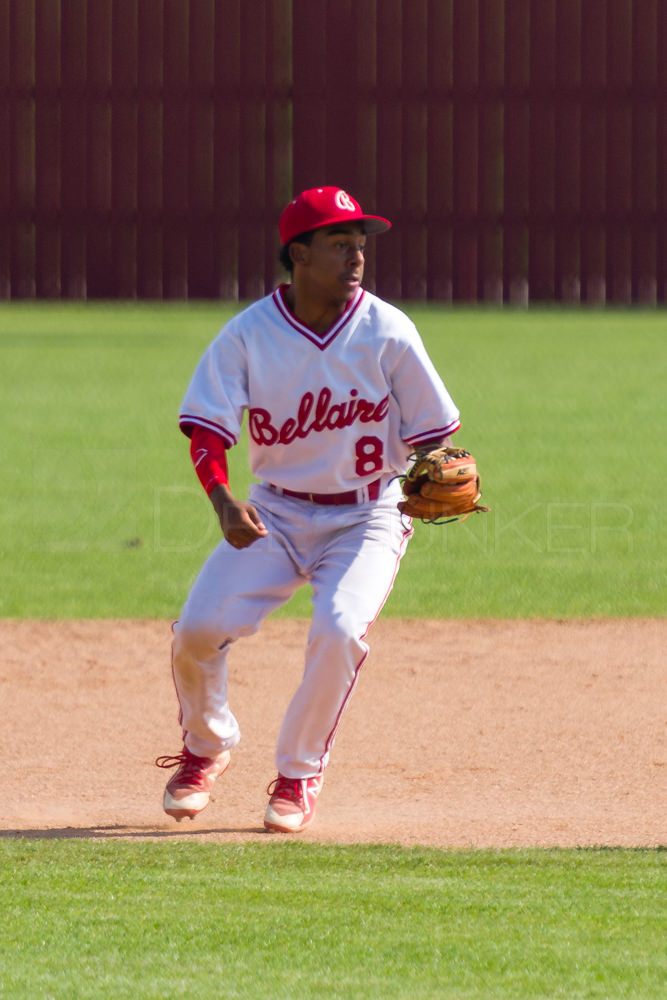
157;186;461;832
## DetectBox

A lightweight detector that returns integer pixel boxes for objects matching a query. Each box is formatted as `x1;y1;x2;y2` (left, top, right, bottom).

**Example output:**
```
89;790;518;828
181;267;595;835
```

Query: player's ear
289;241;310;267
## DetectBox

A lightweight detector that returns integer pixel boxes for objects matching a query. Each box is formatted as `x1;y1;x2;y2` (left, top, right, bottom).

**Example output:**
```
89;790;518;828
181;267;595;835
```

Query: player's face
298;223;367;303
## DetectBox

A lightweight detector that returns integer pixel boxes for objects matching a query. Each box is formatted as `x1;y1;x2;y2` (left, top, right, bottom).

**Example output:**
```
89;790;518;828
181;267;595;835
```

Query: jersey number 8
355;435;383;476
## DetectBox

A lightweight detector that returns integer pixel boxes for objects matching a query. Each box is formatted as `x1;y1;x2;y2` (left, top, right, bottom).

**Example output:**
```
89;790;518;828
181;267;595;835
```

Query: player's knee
175;597;264;659
173;614;229;661
310;609;367;656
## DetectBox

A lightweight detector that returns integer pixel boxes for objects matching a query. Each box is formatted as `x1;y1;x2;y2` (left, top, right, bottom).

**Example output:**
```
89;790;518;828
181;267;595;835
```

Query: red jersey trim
179;414;237;448
405;419;461;447
272;284;365;350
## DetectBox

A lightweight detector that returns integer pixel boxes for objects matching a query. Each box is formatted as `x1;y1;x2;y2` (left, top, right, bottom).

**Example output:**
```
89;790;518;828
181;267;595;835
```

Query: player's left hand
398;446;490;524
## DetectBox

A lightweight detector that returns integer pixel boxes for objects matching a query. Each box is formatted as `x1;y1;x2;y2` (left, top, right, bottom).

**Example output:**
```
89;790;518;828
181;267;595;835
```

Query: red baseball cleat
156;746;230;821
264;773;324;833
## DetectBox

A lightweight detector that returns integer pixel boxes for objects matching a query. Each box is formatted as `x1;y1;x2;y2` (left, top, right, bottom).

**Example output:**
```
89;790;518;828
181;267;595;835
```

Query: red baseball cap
279;186;391;245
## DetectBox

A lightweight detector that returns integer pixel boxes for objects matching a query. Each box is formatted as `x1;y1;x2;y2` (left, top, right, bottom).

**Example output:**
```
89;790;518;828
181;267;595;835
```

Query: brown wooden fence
2;0;665;302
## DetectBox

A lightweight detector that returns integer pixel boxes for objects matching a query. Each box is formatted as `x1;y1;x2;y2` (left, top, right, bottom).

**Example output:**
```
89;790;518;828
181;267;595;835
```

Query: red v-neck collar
272;284;365;350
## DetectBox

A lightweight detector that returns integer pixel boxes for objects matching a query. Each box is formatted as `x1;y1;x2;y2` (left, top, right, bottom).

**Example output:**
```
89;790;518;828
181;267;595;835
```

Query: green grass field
1;841;664;1000
1;302;665;998
1;302;665;617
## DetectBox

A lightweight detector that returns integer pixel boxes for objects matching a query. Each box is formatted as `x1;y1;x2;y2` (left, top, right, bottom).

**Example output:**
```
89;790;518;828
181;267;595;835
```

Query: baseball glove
398;446;490;524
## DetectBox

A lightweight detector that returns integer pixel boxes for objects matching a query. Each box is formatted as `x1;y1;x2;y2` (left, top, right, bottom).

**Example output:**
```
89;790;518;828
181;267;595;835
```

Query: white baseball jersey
179;285;460;495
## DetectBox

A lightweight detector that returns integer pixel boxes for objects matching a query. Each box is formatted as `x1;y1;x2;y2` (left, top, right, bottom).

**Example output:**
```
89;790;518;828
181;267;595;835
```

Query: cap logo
334;190;356;212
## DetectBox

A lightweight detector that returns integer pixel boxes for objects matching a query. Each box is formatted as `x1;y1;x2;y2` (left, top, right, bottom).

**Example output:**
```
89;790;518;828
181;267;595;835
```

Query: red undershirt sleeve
189;425;230;495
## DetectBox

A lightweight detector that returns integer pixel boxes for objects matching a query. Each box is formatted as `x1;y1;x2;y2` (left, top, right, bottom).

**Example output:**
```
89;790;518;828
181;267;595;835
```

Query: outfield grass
1;302;664;618
0;841;664;1000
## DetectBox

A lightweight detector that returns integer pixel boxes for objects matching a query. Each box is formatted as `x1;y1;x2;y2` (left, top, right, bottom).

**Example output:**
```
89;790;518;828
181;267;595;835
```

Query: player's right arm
190;426;267;549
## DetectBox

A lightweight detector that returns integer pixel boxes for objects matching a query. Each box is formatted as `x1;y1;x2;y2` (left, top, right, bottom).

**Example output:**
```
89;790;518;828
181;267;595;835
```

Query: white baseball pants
171;482;412;778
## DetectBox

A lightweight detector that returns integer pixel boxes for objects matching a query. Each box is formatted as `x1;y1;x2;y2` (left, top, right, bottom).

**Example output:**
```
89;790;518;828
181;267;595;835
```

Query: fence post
504;0;530;304
555;0;582;303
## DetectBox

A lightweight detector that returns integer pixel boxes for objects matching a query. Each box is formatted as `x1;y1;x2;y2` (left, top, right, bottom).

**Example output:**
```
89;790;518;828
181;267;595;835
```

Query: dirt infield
1;618;664;848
